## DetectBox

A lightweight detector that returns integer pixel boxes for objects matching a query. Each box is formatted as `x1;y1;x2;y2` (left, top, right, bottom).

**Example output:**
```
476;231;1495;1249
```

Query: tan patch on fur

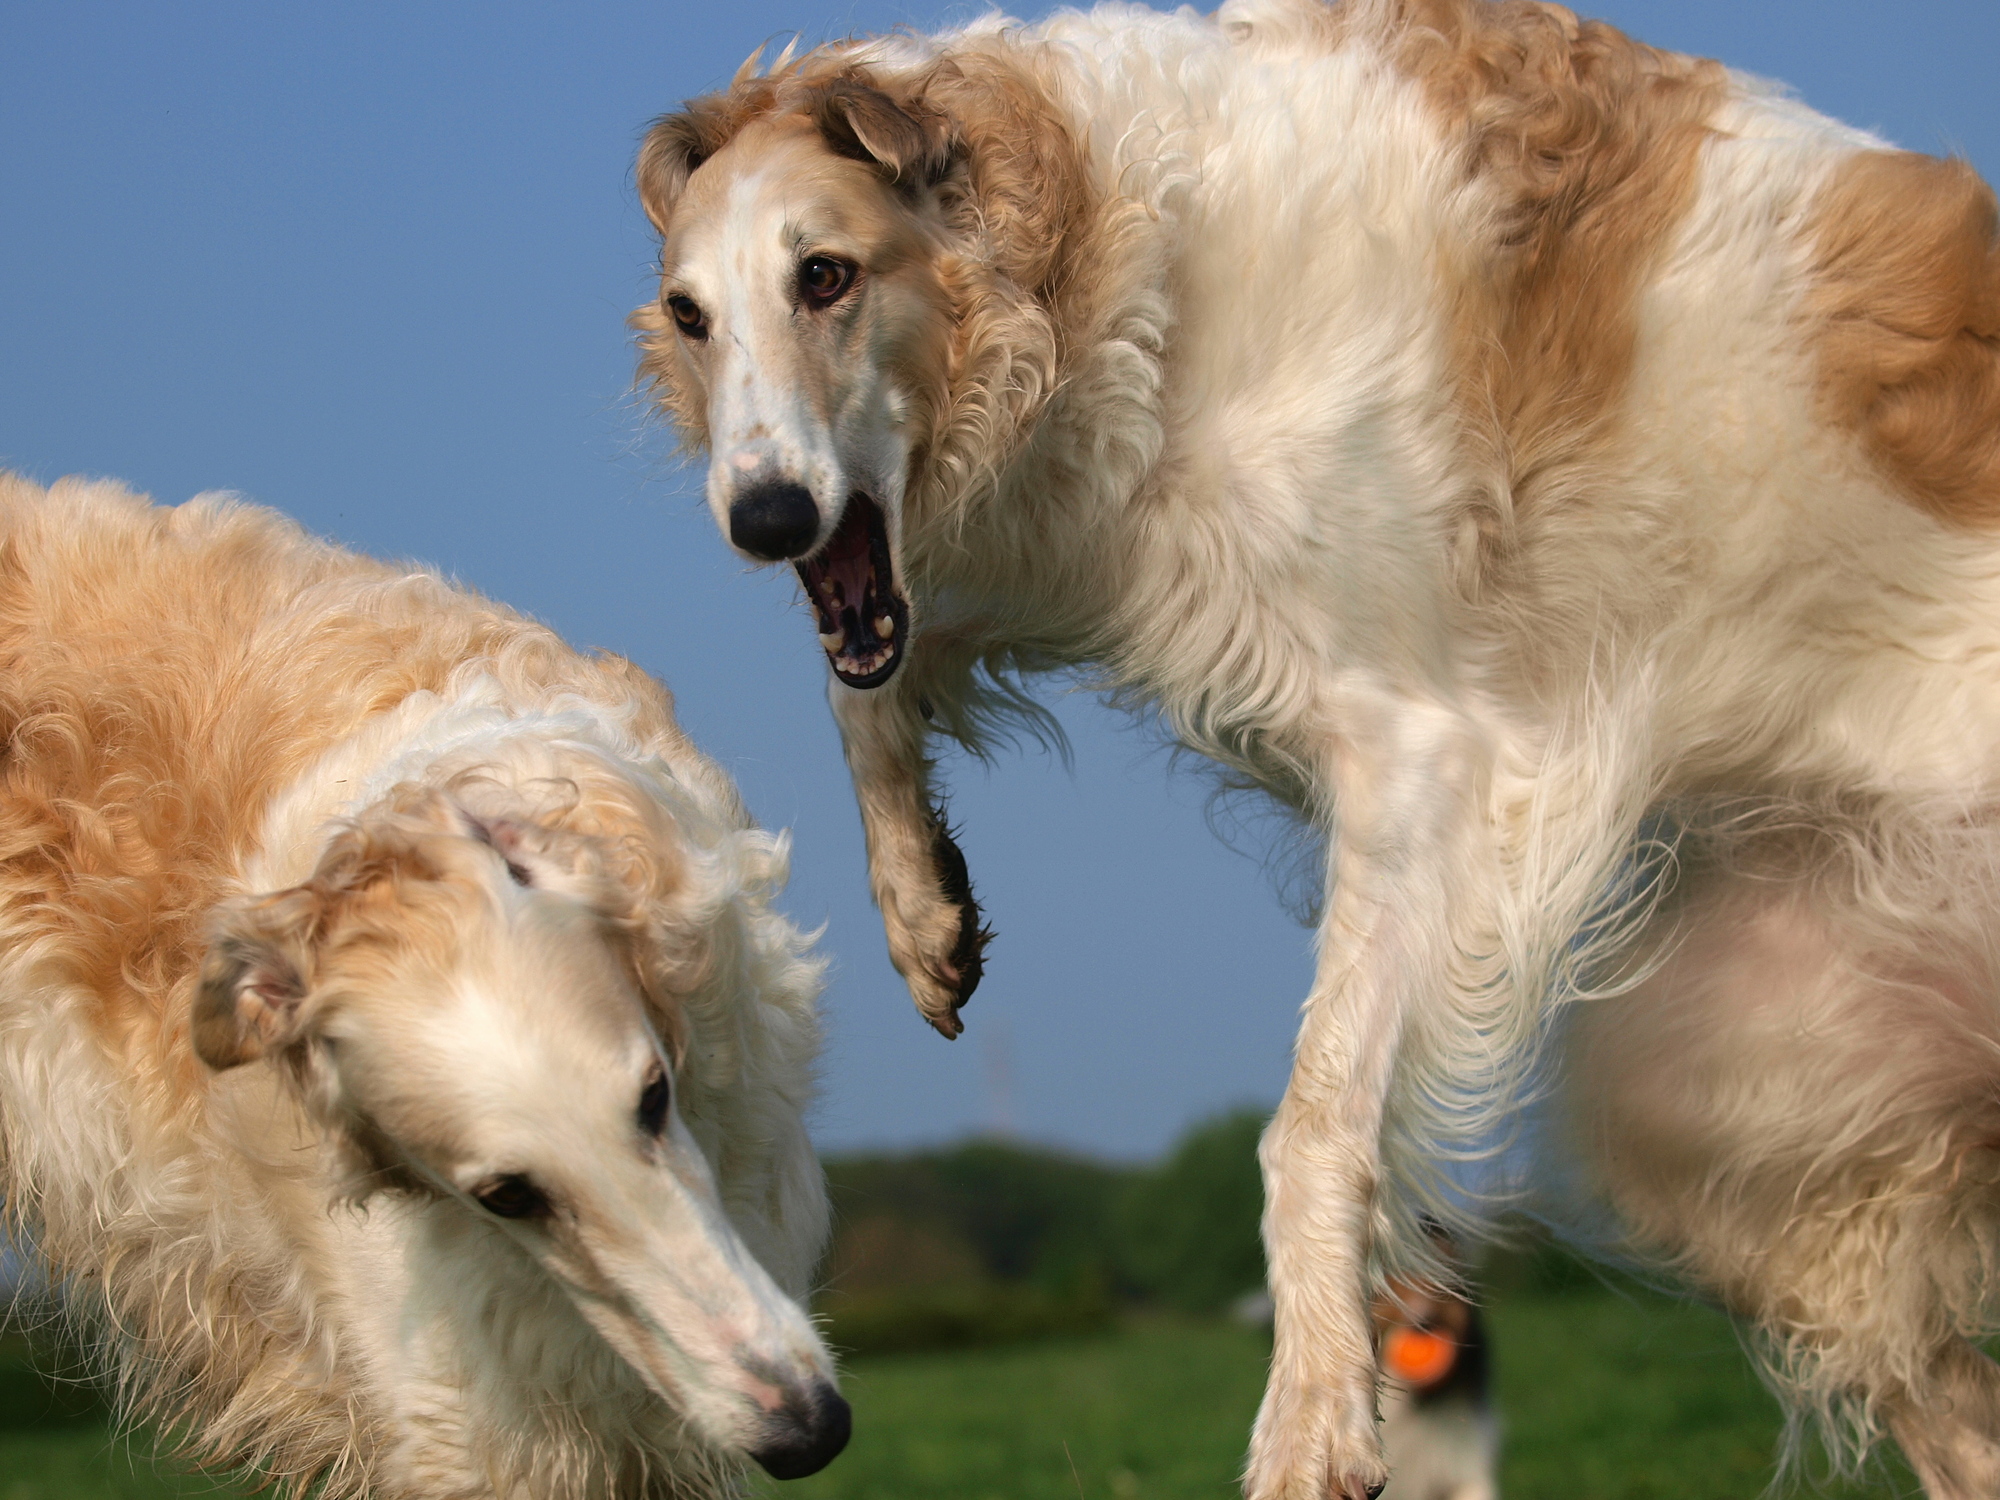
913;50;1095;486
1367;0;1727;506
1806;149;2000;526
0;476;684;1073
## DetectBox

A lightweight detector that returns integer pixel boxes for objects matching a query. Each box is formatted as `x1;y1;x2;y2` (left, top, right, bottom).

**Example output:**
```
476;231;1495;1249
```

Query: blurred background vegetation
1;1110;1918;1499
816;1109;1269;1356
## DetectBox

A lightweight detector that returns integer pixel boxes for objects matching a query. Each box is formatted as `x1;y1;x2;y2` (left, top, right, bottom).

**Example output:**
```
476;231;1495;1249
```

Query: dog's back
0;470;705;1014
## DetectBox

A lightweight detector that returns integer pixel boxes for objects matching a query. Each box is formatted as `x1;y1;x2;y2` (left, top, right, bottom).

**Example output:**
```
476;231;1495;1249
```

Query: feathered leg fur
1566;852;2000;1496
831;675;989;1036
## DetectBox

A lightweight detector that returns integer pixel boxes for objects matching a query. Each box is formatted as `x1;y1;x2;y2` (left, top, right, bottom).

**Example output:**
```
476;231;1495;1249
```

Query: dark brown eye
473;1173;550;1220
638;1063;671;1139
799;256;854;308
504;859;531;888
666;293;708;339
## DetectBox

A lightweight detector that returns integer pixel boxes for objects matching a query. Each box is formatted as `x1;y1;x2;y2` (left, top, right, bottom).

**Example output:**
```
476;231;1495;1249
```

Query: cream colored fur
636;2;2000;1494
0;473;837;1498
1377;1387;1495;1500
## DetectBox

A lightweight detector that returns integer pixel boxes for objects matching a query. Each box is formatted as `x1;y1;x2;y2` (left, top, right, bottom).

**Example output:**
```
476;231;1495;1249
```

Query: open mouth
795;493;907;688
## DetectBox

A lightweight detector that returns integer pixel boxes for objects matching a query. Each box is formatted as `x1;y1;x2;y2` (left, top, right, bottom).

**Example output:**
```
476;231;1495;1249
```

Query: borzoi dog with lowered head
636;0;2000;1494
0;473;844;1496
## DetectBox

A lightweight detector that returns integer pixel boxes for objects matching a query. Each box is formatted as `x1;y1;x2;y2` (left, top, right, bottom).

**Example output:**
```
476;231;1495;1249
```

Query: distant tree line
816;1109;1270;1355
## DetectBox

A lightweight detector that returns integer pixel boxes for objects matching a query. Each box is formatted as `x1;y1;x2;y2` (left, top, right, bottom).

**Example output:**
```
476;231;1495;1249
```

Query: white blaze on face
659;115;930;568
699;152;852;542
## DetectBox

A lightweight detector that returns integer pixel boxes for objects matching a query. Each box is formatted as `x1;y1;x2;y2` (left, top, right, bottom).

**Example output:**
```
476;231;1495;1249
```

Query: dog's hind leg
1889;1341;2000;1500
1247;688;1499;1500
1566;868;2000;1496
830;671;989;1037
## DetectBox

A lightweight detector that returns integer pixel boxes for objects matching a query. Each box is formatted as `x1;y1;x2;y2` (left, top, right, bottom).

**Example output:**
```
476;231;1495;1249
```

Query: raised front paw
1243;1374;1389;1500
881;813;989;1037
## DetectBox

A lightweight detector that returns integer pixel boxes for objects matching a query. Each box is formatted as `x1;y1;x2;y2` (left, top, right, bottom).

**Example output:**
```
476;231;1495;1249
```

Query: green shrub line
812;1111;1641;1358
821;1281;1118;1358
816;1108;1275;1355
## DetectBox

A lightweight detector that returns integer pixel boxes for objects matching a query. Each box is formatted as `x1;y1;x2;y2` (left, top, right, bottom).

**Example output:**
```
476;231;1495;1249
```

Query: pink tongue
820;505;875;632
827;541;872;621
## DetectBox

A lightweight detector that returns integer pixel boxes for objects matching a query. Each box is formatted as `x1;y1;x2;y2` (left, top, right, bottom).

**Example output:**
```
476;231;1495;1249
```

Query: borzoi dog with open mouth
636;0;2000;1493
0;473;845;1497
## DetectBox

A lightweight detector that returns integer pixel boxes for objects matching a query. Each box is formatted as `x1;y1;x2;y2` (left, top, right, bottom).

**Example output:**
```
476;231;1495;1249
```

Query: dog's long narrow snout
748;1375;852;1480
729;478;821;561
554;1230;848;1473
707;333;841;564
531;1125;847;1475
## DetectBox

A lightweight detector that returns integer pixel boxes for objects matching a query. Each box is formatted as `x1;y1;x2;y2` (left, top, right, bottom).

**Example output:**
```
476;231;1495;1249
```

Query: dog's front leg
1246;691;1490;1500
830;672;989;1038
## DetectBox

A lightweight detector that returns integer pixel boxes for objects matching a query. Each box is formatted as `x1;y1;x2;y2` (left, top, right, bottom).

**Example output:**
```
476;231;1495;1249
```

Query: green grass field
0;1280;1920;1500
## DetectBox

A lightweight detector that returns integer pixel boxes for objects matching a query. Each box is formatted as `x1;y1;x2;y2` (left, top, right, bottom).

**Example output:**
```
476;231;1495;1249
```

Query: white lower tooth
819;631;842;651
874;615;895;639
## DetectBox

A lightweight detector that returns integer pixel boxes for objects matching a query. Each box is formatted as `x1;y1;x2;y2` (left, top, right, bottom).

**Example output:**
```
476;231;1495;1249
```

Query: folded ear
192;886;327;1071
637;96;746;233
806;73;955;186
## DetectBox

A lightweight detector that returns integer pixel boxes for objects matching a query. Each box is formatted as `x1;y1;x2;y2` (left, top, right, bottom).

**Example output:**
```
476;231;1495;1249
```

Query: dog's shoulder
1365;0;1733;507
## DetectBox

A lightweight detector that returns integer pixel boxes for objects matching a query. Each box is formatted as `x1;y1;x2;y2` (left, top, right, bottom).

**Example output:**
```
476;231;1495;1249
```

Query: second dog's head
192;781;847;1480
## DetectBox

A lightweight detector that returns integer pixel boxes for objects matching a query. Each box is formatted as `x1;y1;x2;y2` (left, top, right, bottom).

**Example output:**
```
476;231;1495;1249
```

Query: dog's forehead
331;909;658;1150
469;898;649;1047
667;114;895;274
335;896;644;1065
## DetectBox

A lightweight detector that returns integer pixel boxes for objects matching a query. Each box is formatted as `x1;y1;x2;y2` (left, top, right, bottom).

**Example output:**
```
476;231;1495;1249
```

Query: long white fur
645;2;2000;1495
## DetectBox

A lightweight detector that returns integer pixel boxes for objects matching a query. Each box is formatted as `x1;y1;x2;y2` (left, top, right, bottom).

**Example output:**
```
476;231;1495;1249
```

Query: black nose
749;1380;851;1480
729;481;821;561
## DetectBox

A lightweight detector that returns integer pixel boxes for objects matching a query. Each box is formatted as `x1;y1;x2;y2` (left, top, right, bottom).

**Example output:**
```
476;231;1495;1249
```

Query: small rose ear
637;97;742;233
807;74;954;186
192;887;324;1071
459;806;539;887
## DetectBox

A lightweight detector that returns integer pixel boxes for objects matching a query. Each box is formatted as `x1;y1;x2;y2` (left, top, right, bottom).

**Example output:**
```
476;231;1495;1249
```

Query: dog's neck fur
892;4;1483;790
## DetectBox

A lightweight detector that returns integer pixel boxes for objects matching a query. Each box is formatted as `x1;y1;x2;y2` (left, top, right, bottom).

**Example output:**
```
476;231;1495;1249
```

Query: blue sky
4;2;1995;1158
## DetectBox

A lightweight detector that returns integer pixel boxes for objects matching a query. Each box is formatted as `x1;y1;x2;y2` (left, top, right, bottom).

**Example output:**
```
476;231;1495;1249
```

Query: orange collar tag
1382;1325;1458;1387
